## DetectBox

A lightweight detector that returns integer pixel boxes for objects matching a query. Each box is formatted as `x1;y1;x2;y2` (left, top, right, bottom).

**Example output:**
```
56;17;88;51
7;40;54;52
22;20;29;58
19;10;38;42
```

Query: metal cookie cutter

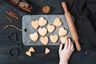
9;47;20;56
8;32;18;42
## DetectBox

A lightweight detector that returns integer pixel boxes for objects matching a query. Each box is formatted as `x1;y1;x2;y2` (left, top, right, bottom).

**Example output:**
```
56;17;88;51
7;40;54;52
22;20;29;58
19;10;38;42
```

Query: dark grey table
0;0;96;64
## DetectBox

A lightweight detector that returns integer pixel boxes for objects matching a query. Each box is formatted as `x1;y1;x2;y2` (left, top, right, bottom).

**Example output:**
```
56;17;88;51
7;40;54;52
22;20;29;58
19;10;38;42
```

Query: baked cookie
47;24;55;33
38;27;47;36
29;47;35;52
26;47;35;57
60;36;67;44
53;17;62;27
40;36;48;45
58;27;67;36
50;34;58;44
31;20;39;29
45;48;50;54
30;32;39;42
39;17;48;26
26;51;31;56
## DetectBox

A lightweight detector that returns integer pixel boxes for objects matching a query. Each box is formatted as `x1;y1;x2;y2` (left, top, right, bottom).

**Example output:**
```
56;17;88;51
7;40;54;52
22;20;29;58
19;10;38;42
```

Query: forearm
59;60;68;64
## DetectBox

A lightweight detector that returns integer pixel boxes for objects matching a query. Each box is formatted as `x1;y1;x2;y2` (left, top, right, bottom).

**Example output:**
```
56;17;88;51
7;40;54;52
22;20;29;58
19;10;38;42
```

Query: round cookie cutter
9;47;20;56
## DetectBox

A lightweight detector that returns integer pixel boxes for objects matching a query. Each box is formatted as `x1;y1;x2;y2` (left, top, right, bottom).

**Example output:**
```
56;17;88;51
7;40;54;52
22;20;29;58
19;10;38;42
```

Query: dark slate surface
0;0;96;64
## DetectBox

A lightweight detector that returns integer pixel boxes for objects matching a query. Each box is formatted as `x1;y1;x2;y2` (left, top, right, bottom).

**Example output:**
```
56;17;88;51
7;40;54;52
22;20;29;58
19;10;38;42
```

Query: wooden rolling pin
62;2;81;51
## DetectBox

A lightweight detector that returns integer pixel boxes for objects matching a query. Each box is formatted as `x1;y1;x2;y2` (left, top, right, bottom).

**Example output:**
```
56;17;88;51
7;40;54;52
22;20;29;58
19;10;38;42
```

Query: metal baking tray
22;15;71;45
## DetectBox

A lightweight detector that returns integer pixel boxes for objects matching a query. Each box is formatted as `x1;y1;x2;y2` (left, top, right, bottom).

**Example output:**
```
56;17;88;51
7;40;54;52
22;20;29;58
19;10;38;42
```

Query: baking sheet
22;15;71;45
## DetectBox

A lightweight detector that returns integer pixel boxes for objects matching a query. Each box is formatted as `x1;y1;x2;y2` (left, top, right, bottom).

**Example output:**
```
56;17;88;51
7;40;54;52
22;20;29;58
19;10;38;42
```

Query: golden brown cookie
45;48;50;54
39;17;48;26
25;47;35;57
29;47;35;52
31;20;39;29
50;34;58;44
40;36;48;45
53;17;62;27
30;32;39;42
38;27;47;36
60;36;67;44
47;24;55;33
58;27;67;36
26;51;31;56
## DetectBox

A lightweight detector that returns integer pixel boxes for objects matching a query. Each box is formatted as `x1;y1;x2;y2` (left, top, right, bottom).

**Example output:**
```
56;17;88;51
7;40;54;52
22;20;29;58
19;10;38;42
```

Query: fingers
71;43;74;52
62;2;69;13
59;36;69;51
68;38;71;50
59;36;74;53
71;42;74;50
59;43;63;52
68;38;74;52
63;37;74;51
64;38;68;49
64;37;69;50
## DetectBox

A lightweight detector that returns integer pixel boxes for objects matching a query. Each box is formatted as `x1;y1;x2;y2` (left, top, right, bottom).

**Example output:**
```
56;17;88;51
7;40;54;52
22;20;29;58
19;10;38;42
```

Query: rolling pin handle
75;40;81;51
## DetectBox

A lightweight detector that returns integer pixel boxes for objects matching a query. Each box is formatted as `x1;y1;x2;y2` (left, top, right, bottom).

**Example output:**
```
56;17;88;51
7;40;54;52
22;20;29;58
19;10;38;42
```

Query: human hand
59;37;74;64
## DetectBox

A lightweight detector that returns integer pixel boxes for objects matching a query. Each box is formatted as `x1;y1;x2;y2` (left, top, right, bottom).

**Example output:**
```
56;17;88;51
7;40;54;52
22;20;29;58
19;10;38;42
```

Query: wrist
59;60;68;64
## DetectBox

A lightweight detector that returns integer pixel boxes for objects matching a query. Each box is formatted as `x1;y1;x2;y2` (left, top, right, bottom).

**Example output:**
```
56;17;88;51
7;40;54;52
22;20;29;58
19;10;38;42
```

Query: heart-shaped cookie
53;17;62;27
60;36;67;44
40;36;48;45
38;27;47;36
39;17;48;26
31;20;39;29
47;24;55;33
50;34;58;44
58;27;67;36
45;48;50;54
30;32;38;42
